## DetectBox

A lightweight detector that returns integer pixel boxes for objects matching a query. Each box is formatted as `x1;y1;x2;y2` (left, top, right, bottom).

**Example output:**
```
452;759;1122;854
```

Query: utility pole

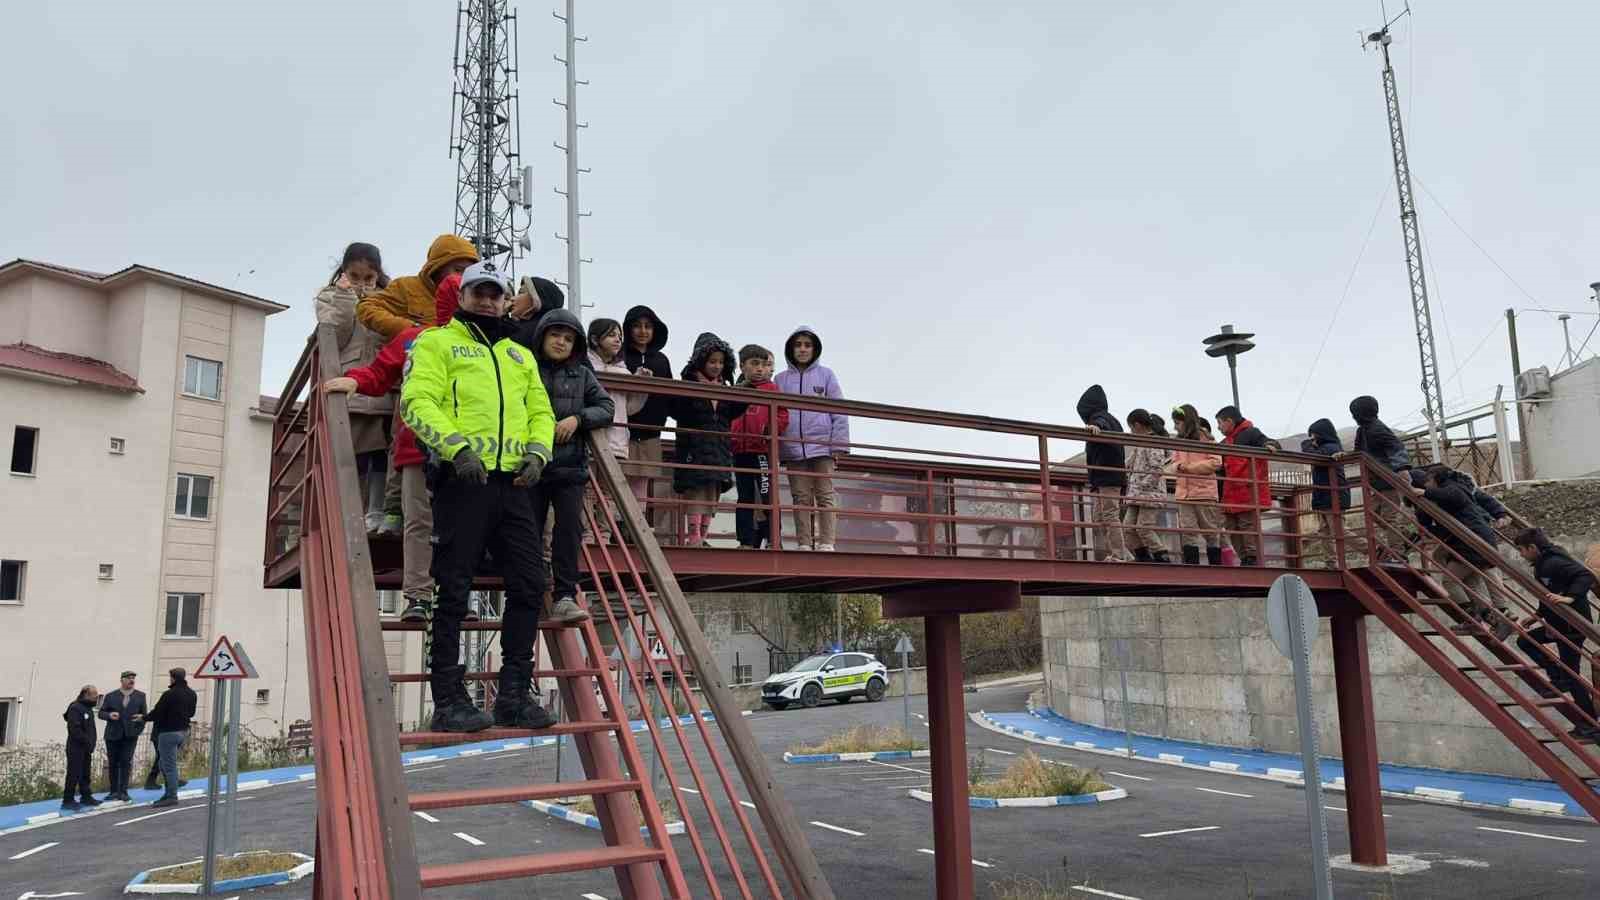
451;0;533;273
1506;308;1532;480
553;0;592;323
1365;7;1445;461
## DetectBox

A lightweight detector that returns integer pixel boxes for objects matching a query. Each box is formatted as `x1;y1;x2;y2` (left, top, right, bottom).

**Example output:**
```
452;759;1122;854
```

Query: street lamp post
1202;324;1256;410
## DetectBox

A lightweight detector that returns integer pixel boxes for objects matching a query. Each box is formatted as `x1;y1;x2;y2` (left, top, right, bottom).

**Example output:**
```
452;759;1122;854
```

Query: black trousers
63;744;93;803
530;476;585;600
734;452;772;548
105;736;137;794
1518;624;1596;718
429;473;546;691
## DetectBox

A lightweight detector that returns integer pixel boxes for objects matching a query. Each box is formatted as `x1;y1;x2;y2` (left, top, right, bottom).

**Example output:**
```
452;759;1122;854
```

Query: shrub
969;752;1108;799
788;724;925;755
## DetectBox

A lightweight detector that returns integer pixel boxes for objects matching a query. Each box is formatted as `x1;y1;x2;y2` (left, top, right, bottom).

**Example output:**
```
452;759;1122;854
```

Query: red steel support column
1330;612;1387;866
924;612;975;900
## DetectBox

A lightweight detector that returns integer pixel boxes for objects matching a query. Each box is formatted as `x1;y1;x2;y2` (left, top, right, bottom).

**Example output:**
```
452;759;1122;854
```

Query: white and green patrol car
761;652;889;710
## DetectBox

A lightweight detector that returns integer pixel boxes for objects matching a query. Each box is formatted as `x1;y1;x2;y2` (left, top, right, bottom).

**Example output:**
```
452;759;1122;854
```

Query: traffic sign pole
894;633;915;737
194;634;258;894
201;680;226;895
1268;576;1334;900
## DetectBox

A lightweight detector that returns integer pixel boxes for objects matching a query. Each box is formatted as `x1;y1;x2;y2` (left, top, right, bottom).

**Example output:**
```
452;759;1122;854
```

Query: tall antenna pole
1365;9;1445;460
451;0;532;274
553;0;592;323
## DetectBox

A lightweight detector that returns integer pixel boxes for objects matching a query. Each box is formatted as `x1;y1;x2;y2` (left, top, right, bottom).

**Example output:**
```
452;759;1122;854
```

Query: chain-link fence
0;724;310;805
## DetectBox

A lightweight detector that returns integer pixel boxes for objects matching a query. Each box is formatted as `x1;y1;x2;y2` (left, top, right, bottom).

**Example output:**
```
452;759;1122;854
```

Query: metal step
1459;664;1533;674
388;667;602;683
410;778;640;811
399;721;619;747
1496;697;1571;708
381;618;590;632
420;846;668;889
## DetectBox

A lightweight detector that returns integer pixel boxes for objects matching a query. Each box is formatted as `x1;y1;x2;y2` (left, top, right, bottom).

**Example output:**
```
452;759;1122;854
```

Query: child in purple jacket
774;326;849;551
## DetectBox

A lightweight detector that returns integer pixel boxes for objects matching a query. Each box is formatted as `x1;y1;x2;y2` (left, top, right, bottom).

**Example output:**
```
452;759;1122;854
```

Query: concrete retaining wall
1040;595;1548;779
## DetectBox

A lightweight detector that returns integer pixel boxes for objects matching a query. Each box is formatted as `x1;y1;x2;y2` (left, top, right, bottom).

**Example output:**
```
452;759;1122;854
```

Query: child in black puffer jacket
671;333;747;546
529;310;614;611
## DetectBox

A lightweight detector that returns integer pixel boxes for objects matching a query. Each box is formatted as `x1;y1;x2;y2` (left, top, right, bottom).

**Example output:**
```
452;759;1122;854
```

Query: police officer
401;261;589;733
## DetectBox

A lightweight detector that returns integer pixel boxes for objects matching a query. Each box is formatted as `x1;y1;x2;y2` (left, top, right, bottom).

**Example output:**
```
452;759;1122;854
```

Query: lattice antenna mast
1364;5;1444;458
553;0;593;322
451;0;533;274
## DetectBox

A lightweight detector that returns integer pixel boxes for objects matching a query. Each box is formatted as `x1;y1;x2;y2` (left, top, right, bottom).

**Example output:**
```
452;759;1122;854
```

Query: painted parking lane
1138;825;1221;839
810;820;866;837
916;848;992;868
1477;825;1587;844
1194;787;1253;799
7;841;58;860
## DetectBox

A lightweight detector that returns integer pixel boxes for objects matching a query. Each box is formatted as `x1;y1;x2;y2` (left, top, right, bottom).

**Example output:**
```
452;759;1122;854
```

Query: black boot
493;665;557;730
1131;547;1154;563
1205;547;1222;566
429;666;493;733
1183;546;1201;565
1151;549;1172;564
1240;556;1258;567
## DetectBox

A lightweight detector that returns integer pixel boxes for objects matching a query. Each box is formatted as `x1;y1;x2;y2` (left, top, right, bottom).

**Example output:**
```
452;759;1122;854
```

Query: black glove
452;448;488;485
512;453;547;487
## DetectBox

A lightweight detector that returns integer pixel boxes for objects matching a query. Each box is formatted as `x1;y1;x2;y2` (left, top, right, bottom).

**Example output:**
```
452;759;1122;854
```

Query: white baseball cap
459;261;508;295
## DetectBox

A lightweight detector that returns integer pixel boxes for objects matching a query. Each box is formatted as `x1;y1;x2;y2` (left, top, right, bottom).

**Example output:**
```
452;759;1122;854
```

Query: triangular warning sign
195;634;246;680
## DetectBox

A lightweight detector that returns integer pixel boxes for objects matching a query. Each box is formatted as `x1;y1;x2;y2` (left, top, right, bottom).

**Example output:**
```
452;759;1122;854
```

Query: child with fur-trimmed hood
671;333;747;546
774;326;848;551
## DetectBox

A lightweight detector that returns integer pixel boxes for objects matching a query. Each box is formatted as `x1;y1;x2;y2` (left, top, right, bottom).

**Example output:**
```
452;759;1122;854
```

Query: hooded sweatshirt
531;310;615;482
509;276;568;353
356;234;479;339
345;274;463;469
1528;542;1596;631
621;305;674;440
1350;395;1410;491
1301;418;1352;512
1075;385;1126;489
589;345;647;460
774;326;848;462
671;333;747;493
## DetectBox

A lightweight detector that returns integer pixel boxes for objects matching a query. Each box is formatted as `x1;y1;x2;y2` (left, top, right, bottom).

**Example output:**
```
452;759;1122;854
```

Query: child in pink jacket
1166;404;1224;565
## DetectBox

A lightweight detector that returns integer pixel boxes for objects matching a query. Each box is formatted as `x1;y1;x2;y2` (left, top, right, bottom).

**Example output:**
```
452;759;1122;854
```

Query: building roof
0;343;144;393
0;258;289;314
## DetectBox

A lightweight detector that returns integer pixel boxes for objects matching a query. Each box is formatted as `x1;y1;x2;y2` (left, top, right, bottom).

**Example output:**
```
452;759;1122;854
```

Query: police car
761;652;889;710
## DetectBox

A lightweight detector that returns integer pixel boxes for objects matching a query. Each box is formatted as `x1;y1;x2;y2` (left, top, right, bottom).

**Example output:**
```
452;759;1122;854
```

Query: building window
109;437;126;455
10;427;38;476
0;699;14;746
732;664;753;684
254;688;271;705
183;356;223;401
733;609;754;634
174;473;214;519
98;563;115;581
377;590;401;616
164;592;202;638
0;560;23;604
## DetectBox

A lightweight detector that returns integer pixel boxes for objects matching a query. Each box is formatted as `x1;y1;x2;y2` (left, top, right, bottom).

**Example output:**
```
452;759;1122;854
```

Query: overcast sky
5;1;1597;455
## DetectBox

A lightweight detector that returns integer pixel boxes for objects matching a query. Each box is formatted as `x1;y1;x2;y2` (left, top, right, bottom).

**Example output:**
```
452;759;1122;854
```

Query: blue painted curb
976;700;1598;820
908;786;1128;809
525;798;685;836
0;710;717;835
782;749;931;764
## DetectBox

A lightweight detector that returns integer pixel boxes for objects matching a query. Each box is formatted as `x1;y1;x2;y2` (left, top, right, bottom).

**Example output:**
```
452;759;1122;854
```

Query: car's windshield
788;654;832;672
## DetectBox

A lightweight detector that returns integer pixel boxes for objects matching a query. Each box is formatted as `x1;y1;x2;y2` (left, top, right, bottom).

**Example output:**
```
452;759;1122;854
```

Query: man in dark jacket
147;668;198;807
1413;467;1511;639
1513;529;1599;738
1077;385;1130;562
1350;396;1412;562
528;309;614;617
99;670;147;801
62;685;102;811
621;305;674;535
1300;419;1352;568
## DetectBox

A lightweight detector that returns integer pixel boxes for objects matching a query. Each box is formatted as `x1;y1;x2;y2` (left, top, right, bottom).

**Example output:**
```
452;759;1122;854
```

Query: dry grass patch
569;787;681;824
143;851;305;884
969;752;1108;799
788;724;926;755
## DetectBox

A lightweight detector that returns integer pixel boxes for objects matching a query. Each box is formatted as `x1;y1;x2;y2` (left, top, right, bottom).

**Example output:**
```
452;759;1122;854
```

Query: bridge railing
597;373;1344;568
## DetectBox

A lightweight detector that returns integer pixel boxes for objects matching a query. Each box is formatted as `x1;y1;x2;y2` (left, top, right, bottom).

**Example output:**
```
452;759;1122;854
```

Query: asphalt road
2;681;1596;898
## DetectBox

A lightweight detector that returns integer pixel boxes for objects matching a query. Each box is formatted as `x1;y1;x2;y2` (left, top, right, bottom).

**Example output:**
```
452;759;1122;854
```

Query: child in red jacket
729;345;789;548
322;273;463;621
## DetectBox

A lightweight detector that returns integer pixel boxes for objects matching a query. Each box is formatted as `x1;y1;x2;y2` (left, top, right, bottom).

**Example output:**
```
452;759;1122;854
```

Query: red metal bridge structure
265;325;1599;898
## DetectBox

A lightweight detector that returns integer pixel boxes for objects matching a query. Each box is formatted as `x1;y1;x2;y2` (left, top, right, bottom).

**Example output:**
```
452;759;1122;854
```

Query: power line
1415;177;1545;307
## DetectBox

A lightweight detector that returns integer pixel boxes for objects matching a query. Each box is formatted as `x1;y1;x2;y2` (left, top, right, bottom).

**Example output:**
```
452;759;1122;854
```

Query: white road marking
1072;885;1143;900
1106;771;1151;782
407;764;448;773
1477;826;1585;844
985;748;1016;756
1325;805;1391;818
739;801;756;809
865;759;931;776
414;811;440;823
1139;826;1220;839
454;832;486;846
915;849;992;868
1194;787;1253;799
811;821;865;837
114;806;195;826
678;787;700;795
582;894;609;900
7;842;59;860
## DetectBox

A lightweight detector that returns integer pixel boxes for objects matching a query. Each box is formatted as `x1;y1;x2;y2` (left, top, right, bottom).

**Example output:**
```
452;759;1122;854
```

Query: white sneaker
815;543;835;552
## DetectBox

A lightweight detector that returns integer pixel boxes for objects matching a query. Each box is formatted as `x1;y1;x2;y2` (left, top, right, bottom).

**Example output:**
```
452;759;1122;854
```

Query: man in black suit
99;670;148;801
62;685;102;812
